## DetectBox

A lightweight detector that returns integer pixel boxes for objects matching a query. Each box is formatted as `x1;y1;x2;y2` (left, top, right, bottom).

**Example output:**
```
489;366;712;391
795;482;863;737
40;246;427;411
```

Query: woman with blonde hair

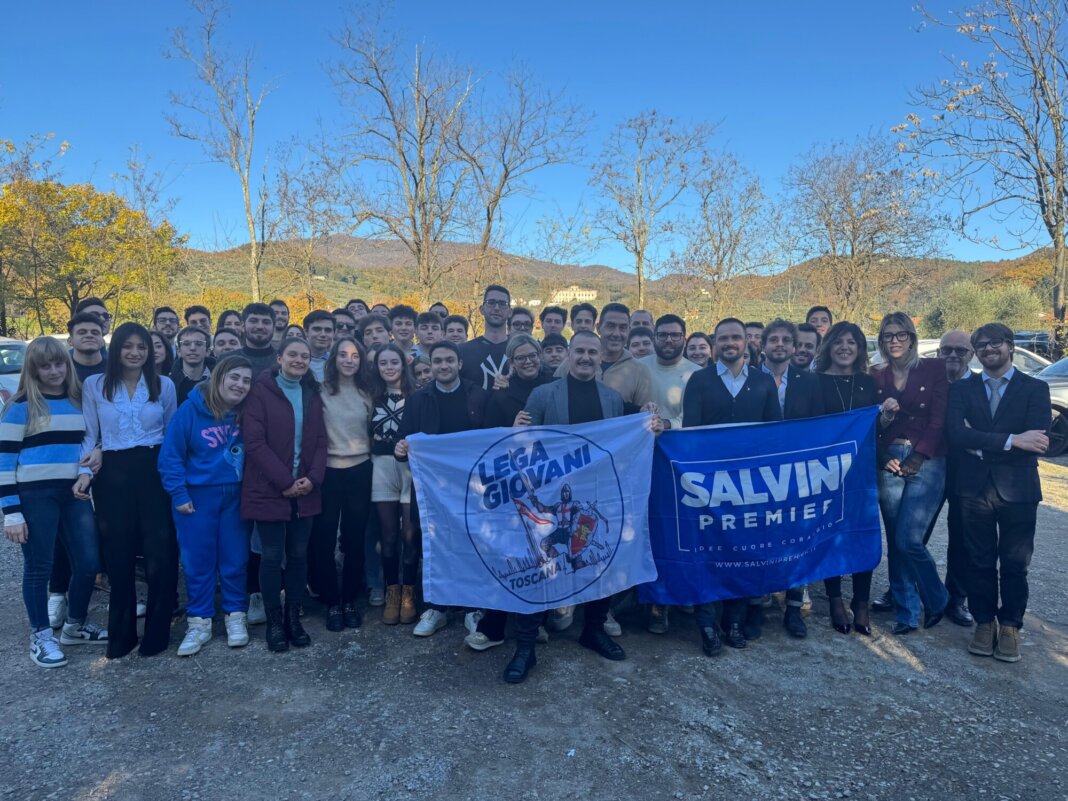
1;337;106;668
159;354;255;656
871;312;950;635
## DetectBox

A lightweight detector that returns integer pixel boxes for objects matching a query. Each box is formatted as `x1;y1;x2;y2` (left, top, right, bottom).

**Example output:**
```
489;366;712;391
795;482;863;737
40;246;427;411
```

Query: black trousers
95;446;178;659
922;492;969;603
505;598;610;646
308;462;373;607
958;480;1038;628
258;509;313;612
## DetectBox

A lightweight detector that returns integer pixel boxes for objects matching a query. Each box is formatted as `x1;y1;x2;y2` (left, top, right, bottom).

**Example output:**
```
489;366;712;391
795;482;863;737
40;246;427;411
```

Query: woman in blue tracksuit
158;354;254;657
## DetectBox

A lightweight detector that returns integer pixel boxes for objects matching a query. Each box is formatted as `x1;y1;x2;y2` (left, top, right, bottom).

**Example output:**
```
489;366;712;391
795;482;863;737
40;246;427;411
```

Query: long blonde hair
6;337;82;435
875;312;919;370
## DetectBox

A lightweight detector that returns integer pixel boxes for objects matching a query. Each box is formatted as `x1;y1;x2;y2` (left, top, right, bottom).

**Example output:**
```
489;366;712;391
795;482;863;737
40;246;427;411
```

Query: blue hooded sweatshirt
158;385;244;509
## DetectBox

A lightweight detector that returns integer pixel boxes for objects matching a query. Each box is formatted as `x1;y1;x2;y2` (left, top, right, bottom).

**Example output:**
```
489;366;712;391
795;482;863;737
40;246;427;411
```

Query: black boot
700;626;722;656
285;604;311;648
266;608;289;652
784;606;808;638
503;644;537;684
724;622;747;649
325;605;344;632
342;602;362;629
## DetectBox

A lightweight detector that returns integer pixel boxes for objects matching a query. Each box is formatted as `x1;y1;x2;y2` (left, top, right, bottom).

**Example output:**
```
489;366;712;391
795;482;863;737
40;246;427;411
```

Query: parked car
1014;330;1054;359
0;338;26;407
1036;358;1068;457
871;339;1051;375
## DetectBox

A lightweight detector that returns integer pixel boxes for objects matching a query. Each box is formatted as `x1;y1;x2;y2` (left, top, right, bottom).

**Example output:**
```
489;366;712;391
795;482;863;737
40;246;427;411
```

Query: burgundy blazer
240;371;327;522
871;357;948;459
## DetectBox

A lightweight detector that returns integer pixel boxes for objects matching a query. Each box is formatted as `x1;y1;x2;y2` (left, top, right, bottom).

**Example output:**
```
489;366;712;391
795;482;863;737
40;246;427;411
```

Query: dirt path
1;459;1065;801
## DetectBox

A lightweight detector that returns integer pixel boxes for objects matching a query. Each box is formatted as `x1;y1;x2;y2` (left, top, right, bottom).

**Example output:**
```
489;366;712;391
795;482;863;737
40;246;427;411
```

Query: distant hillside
180;235;1053;329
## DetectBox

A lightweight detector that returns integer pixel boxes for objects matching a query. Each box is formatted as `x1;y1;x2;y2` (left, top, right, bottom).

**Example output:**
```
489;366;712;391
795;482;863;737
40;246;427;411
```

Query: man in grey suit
501;331;661;684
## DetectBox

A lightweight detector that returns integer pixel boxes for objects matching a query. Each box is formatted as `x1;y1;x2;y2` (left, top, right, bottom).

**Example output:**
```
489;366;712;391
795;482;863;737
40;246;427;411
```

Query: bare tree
900;0;1068;332
332;18;474;306
784;137;943;323
455;69;587;305
166;0;272;301
590;110;712;307
671;152;779;323
525;202;603;266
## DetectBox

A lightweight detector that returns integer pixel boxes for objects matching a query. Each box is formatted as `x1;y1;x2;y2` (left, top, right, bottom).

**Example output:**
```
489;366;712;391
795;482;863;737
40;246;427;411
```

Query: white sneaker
802;588;812;610
549;606;574;632
136;602;147;619
368;587;385;607
464;631;504;651
247;592;267;625
30;629;67;668
60;621;108;645
603;610;622;637
464;610;484;635
537;625;549;644
413;609;447;637
47;593;68;629
177;616;213;656
225;612;249;647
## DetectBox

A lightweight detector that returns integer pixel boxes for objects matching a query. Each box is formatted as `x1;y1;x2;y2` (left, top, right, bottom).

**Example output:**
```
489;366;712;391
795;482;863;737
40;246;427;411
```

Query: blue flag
408;416;658;614
639;408;881;605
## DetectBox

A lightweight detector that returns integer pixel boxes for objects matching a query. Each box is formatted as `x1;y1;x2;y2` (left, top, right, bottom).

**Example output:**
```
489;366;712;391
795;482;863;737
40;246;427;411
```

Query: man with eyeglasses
153;306;181;355
459;285;511;390
507;307;535;337
75;296;112;339
332;308;358;342
946;322;1051;664
171;326;212;406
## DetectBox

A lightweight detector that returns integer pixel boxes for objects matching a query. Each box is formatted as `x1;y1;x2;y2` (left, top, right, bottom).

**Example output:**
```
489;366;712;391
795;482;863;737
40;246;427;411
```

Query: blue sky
0;1;1030;268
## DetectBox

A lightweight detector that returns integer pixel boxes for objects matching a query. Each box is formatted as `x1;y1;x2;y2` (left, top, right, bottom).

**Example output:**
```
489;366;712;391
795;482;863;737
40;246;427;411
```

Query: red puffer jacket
240;370;327;522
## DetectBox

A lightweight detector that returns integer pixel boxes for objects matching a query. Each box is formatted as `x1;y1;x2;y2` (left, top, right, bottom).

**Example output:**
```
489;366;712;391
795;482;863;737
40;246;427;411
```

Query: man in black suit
682;318;782;656
946;322;1051;664
760;319;825;638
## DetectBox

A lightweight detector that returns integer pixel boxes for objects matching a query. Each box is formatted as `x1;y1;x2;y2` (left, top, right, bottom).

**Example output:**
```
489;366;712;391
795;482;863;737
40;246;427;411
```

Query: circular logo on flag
465;427;626;605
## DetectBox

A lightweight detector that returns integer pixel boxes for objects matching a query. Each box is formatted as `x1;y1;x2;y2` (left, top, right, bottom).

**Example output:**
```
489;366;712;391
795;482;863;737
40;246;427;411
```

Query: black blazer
783;368;825;420
682;366;782;427
946;370;1051;503
397;379;488;442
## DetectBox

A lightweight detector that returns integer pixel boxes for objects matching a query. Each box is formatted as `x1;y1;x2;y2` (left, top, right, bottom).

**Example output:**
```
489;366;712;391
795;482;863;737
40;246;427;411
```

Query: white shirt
716;361;749;398
81;374;177;455
639;354;699;430
761;363;789;412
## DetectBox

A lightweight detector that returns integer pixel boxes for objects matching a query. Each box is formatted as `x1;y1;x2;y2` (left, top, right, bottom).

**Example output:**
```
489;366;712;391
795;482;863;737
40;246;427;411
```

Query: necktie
986;376;1006;418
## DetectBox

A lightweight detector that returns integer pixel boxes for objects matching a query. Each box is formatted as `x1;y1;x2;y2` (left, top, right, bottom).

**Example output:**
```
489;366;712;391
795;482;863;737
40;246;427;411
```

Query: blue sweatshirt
157;386;244;508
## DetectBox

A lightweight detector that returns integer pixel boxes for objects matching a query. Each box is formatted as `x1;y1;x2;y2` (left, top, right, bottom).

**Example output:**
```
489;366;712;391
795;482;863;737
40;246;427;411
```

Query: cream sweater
319;382;373;469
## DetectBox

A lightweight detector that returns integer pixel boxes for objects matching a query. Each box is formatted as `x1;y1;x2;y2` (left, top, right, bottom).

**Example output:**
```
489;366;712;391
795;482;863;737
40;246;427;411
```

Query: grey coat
524;376;624;425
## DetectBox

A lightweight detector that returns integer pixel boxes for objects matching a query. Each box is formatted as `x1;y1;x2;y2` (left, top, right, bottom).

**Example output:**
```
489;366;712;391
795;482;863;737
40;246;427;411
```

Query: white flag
407;415;657;613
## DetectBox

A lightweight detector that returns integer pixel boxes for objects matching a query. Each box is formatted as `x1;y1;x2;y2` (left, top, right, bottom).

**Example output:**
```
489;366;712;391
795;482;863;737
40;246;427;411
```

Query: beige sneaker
994;624;1021;663
967;621;996;657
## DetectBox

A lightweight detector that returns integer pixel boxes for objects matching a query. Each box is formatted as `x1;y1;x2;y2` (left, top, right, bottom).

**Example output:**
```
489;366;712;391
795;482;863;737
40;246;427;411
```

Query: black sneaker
325;606;344;632
342;603;362;629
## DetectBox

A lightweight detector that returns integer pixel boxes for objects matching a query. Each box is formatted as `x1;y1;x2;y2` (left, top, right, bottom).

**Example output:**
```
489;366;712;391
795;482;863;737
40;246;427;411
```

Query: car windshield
0;344;25;375
1038;358;1068;378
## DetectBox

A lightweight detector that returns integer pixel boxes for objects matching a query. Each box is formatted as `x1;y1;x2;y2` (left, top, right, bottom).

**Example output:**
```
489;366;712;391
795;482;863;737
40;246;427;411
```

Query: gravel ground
1;458;1066;801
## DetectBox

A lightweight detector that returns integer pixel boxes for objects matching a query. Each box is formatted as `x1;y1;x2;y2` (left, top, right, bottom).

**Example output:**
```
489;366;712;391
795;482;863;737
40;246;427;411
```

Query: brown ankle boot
400;585;417;624
994;624;1021;663
382;585;401;626
968;621;996;656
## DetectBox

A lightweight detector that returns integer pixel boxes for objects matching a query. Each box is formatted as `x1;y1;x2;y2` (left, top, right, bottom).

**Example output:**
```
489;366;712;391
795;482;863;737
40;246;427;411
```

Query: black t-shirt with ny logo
458;336;509;391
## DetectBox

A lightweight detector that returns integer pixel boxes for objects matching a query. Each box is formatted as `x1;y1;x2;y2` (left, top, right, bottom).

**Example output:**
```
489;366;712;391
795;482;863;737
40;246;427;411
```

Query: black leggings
95;446;178;659
309;462;373;606
824;571;873;603
377;501;416;585
258;511;313;612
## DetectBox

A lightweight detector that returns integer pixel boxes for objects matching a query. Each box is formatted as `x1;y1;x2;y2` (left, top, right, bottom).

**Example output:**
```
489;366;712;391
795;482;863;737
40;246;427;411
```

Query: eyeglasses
939;346;972;357
484;300;510;309
511;322;533;331
656;333;684;341
880;331;912;343
974;338;1007;351
512;353;539;364
92;311;113;321
336;323;355;331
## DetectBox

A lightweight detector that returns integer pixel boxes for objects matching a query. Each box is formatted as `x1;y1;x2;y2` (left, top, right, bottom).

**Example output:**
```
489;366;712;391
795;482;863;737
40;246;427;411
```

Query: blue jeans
19;485;101;631
878;444;949;627
173;484;248;618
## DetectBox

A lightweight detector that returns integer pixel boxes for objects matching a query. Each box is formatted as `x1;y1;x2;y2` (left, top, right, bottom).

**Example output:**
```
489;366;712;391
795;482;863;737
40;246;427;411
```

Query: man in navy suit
946;322;1051;664
759;319;825;638
683;318;782;656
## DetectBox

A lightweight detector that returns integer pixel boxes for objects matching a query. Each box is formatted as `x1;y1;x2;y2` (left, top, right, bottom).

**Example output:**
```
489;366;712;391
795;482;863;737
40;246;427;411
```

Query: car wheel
1049;407;1068;458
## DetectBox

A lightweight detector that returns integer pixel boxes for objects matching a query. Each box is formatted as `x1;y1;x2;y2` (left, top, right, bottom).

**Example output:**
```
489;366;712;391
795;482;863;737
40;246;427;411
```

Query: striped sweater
0;393;91;526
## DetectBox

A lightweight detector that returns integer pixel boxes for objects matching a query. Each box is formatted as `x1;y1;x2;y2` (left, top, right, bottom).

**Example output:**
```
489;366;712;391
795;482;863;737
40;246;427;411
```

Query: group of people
2;289;1051;684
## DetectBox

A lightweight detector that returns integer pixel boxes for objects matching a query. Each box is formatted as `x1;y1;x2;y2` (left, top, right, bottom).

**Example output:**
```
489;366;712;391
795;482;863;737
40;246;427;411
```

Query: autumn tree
783;136;943;323
902;0;1068;334
590;110;712;308
670;151;779;324
167;0;274;301
332;19;474;306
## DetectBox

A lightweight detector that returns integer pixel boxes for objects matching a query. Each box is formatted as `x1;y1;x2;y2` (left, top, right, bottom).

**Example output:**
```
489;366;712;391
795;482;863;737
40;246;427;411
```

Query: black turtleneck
567;374;603;424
